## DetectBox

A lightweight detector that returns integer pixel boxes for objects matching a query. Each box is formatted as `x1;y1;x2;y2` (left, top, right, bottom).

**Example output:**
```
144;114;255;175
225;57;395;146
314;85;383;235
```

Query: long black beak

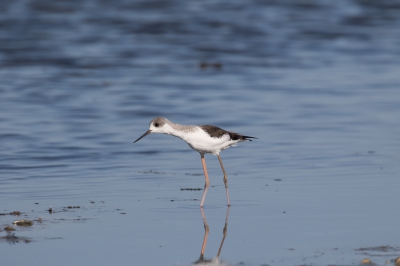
133;129;152;143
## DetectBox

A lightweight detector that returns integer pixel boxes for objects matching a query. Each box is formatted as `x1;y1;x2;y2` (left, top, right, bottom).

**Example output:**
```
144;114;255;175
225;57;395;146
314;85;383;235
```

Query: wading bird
134;117;256;207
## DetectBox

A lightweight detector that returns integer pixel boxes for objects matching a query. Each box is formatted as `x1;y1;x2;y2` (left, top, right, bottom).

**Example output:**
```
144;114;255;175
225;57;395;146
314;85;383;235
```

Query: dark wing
200;125;257;141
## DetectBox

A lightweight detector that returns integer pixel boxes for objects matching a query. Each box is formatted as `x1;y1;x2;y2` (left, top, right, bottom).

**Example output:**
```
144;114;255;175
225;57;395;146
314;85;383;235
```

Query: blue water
1;1;400;265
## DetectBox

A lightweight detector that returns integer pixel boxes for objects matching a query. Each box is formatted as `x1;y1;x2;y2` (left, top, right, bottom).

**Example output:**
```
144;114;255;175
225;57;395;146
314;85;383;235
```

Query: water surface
1;0;400;265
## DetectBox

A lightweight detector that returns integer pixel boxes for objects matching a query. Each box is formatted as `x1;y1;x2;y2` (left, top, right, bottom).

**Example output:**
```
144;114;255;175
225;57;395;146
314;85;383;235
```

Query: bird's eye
154;122;159;127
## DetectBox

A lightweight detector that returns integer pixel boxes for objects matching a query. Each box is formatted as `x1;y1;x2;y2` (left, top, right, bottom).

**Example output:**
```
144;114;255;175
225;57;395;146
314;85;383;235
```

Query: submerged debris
138;170;166;175
199;61;223;69
356;245;394;252
13;219;34;226
361;258;374;265
0;232;33;244
0;211;22;216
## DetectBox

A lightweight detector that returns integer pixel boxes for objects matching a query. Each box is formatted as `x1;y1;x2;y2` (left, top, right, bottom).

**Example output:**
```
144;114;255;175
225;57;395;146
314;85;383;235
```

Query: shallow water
1;0;400;265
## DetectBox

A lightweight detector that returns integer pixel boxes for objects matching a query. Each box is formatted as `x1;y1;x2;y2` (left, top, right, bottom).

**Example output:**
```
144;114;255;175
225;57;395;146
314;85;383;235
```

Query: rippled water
1;0;400;265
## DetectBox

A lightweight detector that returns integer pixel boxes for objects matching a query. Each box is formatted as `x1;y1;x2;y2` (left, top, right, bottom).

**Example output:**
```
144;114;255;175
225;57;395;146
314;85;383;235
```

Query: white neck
162;122;196;141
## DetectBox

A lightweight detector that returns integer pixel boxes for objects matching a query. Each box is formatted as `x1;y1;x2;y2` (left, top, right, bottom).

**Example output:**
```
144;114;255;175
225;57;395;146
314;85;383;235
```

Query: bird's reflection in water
193;207;230;265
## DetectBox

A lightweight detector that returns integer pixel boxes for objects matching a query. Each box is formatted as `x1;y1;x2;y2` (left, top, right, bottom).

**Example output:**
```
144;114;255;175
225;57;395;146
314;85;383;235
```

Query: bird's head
133;117;169;143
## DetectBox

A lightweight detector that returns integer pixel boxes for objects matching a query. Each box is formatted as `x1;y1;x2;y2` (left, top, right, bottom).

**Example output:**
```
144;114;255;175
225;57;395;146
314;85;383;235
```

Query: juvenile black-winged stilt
134;117;256;207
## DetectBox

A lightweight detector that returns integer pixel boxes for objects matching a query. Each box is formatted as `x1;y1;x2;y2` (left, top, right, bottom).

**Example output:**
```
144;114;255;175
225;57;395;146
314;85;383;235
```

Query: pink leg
200;154;210;208
199;208;209;259
217;155;230;206
217;206;230;258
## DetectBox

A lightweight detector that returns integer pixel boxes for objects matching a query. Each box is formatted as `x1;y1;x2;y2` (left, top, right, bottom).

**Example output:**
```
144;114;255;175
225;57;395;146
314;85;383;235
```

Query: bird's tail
241;135;257;141
229;132;258;141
